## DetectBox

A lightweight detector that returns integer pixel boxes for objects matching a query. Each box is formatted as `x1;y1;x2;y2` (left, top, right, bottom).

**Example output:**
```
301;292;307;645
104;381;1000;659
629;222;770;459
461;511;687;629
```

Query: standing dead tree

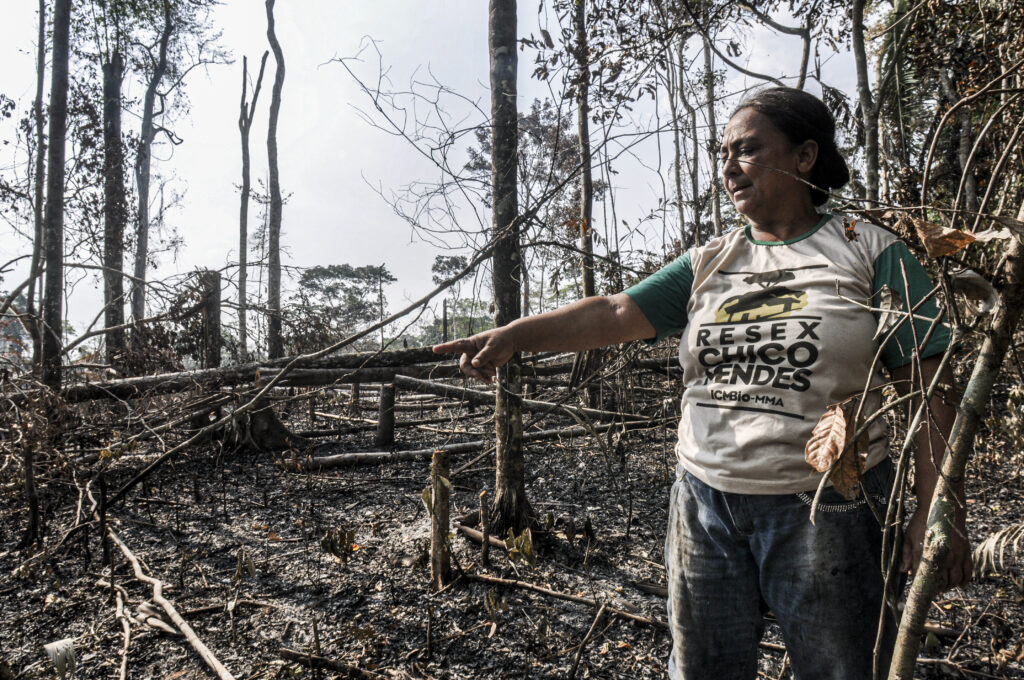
102;47;127;365
131;2;172;332
41;0;72;390
237;51;270;363
265;0;286;359
489;0;532;533
27;0;47;367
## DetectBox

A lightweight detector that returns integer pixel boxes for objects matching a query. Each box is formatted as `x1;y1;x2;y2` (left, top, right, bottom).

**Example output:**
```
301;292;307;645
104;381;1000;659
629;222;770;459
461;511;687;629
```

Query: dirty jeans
665;460;897;680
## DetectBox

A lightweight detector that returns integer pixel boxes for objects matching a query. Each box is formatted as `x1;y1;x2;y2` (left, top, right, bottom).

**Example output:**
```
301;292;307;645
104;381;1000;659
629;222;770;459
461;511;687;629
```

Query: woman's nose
722;154;740;177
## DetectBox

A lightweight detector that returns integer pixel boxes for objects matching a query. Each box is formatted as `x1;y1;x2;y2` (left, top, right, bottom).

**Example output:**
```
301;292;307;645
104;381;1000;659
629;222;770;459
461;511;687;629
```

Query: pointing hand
433;329;515;382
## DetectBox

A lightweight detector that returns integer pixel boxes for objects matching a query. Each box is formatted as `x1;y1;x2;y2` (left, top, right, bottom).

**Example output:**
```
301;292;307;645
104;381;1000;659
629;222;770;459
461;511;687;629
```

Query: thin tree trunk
489;0;531;533
265;0;286;359
574;0;595;298
667;49;686;246
890;207;1024;677
238;52;269;363
28;0;46;368
852;0;880;204
573;0;600;404
677;41;702;247
132;4;172;332
103;50;127;366
41;0;71;389
701;32;721;237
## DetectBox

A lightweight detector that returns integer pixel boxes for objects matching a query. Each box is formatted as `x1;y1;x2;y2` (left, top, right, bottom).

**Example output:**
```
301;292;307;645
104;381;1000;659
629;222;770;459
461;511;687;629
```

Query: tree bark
41;0;72;389
574;0;595;299
238;52;269;363
666;42;687;246
677;40;702;247
852;0;880;204
430;449;452;590
200;270;221;368
103;50;127;366
701;31;722;237
265;0;286;359
489;0;531;533
572;0;601;404
28;0;46;368
890;213;1024;679
132;3;172;330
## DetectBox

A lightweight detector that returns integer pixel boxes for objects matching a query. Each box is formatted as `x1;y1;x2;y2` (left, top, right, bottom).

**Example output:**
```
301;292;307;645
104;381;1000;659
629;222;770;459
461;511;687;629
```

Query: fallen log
60;357;576;402
392;374;628;421
283;418;663;471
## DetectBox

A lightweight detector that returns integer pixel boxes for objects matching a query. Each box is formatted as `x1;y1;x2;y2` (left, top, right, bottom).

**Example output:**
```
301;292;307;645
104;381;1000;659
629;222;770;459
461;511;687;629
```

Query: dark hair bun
733;87;849;206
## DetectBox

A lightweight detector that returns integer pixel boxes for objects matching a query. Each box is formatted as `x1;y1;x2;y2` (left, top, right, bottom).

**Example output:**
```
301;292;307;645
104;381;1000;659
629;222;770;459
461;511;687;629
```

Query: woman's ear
796;139;819;175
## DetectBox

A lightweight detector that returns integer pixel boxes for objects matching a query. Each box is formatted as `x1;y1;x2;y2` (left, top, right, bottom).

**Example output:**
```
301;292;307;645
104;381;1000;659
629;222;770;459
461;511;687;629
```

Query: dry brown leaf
805;400;867;500
804;404;848;473
911;217;976;258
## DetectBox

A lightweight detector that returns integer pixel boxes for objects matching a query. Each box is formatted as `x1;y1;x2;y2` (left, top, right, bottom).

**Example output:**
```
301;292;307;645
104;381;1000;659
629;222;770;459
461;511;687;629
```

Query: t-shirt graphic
624;215;949;494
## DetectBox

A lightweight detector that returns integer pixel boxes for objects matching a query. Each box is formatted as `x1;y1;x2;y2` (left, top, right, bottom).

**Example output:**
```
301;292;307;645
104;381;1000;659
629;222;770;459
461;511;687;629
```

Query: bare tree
265;0;286;359
701;30;722;237
131;2;172;329
574;0;595;299
490;0;532;533
27;0;47;368
102;49;127;365
42;0;72;389
237;51;269;362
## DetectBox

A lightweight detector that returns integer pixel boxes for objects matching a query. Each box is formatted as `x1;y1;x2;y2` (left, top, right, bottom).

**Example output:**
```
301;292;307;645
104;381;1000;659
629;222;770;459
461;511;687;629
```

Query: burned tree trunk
574;0;595;300
701;30;721;238
41;0;71;389
265;0;286;359
200;270;221;369
570;0;601;405
132;3;172;332
103;49;127;366
488;0;532;533
237;52;269;363
27;0;46;367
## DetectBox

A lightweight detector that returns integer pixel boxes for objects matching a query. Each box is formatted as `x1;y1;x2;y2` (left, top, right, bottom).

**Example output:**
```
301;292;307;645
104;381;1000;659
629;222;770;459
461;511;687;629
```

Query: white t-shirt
625;214;950;493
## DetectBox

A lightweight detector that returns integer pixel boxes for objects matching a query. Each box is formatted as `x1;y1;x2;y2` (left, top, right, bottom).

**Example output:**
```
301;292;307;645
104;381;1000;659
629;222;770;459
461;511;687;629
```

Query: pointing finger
433;339;474;355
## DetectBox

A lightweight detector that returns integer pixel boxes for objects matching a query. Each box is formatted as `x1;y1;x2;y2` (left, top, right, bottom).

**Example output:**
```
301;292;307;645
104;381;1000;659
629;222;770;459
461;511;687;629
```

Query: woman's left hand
901;505;972;590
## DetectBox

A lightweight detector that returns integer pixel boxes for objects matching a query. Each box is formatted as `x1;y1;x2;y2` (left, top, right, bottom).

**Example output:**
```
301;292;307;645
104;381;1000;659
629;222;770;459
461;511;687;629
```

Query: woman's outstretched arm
432;293;656;382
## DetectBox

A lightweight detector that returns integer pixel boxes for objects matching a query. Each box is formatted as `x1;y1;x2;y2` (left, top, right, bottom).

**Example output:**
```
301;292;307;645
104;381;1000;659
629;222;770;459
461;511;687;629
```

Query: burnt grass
2;362;1024;679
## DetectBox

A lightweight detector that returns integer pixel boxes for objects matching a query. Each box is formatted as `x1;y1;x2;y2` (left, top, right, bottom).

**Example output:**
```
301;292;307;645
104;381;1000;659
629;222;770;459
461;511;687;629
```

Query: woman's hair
732;87;849;206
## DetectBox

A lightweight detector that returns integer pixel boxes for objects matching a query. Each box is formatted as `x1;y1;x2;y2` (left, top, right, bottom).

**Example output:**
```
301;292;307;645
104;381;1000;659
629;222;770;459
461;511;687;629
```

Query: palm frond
973;522;1024;577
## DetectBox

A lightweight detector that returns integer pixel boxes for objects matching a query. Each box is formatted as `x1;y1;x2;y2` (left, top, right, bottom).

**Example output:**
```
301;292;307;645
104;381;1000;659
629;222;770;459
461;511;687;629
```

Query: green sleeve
623;251;693;343
871;241;951;370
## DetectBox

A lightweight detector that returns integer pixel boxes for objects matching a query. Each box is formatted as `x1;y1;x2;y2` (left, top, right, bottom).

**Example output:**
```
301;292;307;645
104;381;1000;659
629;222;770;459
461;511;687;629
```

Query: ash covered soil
2;372;1024;679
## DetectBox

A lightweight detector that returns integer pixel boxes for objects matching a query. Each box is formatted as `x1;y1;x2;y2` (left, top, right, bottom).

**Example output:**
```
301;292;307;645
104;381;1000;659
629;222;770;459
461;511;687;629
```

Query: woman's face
720;108;818;222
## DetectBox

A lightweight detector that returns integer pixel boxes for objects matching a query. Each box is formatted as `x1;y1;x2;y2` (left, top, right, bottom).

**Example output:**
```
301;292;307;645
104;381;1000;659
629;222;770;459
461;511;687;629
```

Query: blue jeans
665;460;898;680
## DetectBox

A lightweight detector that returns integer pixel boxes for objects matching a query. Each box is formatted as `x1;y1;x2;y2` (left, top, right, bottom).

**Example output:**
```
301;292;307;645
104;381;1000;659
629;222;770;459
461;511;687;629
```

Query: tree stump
430;449;451;591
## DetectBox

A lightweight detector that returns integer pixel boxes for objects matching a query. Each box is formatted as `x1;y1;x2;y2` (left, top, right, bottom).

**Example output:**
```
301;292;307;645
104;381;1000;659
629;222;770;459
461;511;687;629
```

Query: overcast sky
0;1;857;342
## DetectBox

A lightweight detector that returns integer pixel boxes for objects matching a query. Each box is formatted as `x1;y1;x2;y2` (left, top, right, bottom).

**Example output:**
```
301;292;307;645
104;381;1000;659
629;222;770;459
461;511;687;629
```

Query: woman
434;87;971;679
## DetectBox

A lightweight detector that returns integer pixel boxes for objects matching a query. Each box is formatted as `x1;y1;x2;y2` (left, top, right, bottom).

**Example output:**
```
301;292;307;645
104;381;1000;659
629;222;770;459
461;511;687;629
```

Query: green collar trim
744;213;832;246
